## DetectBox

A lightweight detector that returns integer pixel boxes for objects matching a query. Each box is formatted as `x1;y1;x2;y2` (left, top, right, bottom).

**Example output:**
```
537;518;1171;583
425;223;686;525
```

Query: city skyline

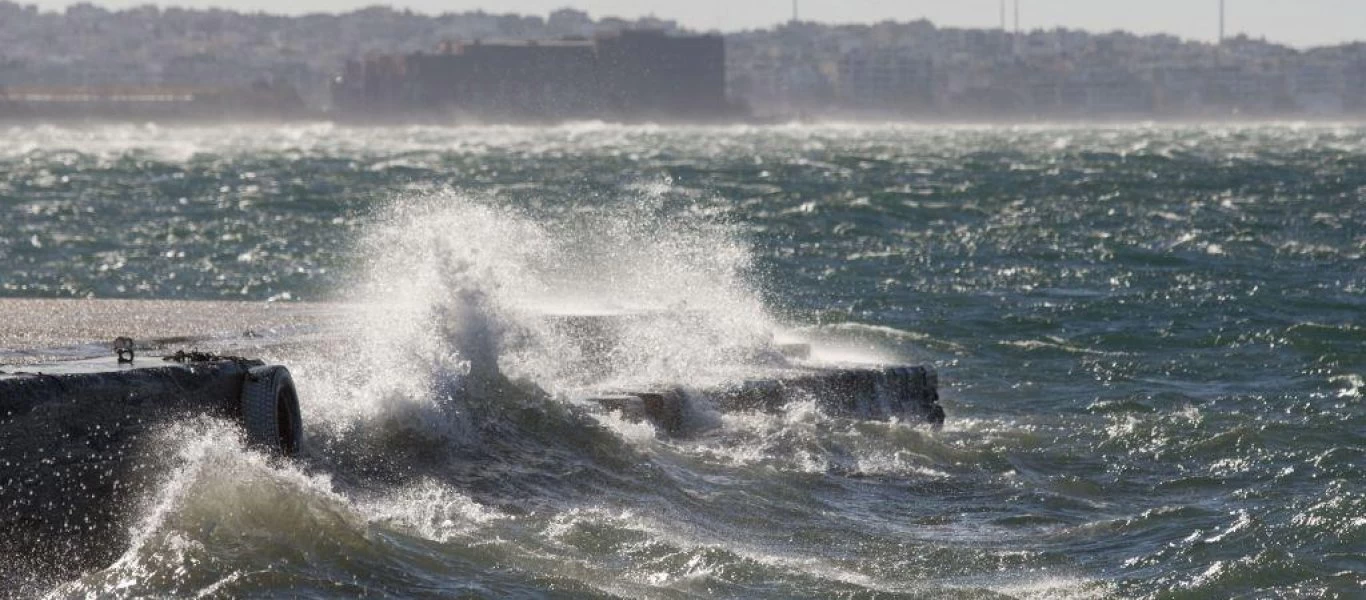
23;0;1366;48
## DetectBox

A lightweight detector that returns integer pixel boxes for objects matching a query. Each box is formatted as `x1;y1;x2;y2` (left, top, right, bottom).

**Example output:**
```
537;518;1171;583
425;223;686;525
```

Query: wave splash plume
52;190;1005;599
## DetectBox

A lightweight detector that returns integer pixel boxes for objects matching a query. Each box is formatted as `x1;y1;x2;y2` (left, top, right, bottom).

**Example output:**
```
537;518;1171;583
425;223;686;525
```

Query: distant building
836;49;935;114
406;40;601;119
333;30;735;122
1206;65;1291;114
1154;67;1210;115
1290;61;1346;115
1064;67;1154;115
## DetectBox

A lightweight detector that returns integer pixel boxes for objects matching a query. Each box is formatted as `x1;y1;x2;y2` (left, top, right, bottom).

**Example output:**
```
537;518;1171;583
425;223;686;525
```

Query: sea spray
48;418;361;598
60;187;932;596
318;188;788;404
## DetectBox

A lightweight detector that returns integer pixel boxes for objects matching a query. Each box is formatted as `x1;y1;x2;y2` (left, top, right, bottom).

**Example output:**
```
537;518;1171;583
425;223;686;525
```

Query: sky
26;0;1366;48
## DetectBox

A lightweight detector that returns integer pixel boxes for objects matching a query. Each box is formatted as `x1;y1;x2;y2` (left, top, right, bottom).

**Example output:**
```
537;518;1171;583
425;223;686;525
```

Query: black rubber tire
240;365;303;456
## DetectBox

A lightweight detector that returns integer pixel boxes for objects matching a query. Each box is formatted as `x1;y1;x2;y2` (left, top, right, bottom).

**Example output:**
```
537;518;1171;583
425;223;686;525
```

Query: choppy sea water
1;123;1363;598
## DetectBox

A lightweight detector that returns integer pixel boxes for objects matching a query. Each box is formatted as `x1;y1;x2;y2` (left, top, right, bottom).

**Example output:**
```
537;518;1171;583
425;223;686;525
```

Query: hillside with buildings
2;2;1366;120
732;20;1366;119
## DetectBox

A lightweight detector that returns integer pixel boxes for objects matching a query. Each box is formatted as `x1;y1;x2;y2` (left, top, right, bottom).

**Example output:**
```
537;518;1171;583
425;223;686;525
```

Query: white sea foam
361;479;507;543
48;418;351;598
275;186;807;452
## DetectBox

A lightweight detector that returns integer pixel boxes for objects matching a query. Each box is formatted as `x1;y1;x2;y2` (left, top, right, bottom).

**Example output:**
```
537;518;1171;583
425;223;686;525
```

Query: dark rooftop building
334;30;735;122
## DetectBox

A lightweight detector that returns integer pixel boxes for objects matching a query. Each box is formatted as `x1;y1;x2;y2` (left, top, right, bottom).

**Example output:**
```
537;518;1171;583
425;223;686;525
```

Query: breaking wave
49;190;998;599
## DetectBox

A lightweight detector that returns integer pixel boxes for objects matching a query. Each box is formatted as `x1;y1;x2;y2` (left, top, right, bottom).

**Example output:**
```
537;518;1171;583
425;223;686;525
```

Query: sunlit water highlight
1;123;1362;598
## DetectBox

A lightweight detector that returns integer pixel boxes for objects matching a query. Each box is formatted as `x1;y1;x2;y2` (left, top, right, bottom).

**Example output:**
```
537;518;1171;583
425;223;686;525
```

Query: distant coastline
4;2;1366;122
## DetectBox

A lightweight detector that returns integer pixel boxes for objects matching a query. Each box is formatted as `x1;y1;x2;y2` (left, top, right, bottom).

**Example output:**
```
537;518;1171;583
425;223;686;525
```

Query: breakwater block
589;365;943;435
0;356;265;591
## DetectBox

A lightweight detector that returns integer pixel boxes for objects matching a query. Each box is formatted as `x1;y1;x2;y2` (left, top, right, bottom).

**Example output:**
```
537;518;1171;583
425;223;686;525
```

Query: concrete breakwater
0;300;945;594
0;356;942;591
0;358;264;592
544;311;945;433
589;365;943;434
0;298;327;592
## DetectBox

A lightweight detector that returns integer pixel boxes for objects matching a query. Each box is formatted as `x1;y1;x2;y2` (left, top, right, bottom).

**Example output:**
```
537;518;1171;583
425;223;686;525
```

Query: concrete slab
588;365;943;435
0;298;336;366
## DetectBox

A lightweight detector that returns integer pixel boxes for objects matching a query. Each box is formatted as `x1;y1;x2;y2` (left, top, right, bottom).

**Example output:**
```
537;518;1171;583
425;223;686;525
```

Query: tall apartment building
334;30;733;121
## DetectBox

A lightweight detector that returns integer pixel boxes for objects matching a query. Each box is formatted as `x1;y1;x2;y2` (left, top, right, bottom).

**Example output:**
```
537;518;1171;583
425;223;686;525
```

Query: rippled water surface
2;123;1363;598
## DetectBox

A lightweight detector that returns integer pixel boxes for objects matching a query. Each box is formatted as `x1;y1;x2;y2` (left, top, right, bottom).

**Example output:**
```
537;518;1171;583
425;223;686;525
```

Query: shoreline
8;115;1366;130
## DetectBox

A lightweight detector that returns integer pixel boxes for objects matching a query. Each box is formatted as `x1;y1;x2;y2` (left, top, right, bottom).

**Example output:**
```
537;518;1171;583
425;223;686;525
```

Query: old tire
240;365;303;456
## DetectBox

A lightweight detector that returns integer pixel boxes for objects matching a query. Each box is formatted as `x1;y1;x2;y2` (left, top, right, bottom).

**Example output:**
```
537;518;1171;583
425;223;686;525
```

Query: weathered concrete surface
0;298;336;366
0;358;260;594
591;365;943;434
544;312;943;434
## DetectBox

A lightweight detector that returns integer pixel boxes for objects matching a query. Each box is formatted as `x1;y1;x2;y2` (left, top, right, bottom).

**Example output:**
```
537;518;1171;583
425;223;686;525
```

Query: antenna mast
1219;0;1225;43
1013;0;1021;55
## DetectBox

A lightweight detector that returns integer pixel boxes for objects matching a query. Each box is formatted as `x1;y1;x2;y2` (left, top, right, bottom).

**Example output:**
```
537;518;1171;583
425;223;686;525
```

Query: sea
1;122;1362;598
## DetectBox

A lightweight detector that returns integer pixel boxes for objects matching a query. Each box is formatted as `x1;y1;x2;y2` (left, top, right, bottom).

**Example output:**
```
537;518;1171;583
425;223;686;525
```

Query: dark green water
2;123;1363;598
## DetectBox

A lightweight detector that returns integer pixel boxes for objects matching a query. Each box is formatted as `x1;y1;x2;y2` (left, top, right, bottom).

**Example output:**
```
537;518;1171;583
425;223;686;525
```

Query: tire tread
240;365;301;454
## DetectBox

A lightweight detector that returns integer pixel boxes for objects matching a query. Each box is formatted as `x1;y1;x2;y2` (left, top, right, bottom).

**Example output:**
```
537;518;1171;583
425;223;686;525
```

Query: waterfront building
334;30;731;121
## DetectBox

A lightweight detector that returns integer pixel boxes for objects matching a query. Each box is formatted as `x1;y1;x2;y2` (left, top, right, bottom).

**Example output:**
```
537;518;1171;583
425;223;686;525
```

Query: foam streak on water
3;123;1363;599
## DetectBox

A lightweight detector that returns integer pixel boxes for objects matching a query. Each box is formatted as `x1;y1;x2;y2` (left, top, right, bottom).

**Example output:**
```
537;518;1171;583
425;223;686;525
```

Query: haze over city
7;0;1366;122
24;0;1366;48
